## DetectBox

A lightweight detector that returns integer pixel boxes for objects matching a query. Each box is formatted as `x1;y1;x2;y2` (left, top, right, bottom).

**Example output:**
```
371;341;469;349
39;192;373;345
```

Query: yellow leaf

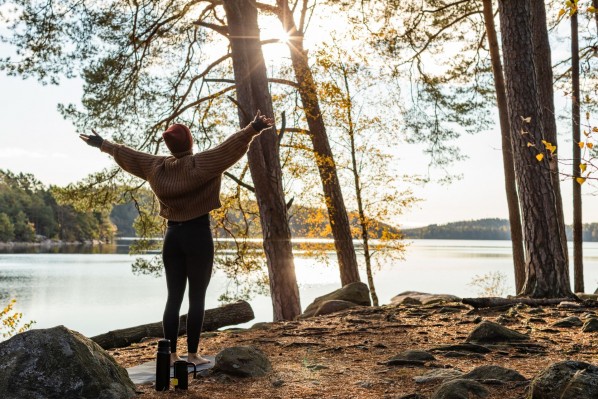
579;141;585;148
593;127;598;132
576;177;586;185
536;153;544;162
520;116;532;123
548;144;557;154
527;142;534;147
587;112;591;120
588;142;594;149
589;5;597;13
581;163;587;172
585;130;591;136
559;8;566;16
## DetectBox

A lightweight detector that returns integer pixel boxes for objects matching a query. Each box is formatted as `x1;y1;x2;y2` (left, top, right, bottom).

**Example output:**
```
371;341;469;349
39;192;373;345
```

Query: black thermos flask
155;339;170;391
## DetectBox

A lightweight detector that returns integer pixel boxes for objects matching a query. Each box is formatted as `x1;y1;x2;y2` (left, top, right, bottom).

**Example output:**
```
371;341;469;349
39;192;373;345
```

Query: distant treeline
402;218;598;241
0;170;114;243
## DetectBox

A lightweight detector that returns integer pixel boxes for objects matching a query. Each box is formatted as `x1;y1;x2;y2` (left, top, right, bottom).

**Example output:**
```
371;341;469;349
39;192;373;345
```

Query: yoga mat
127;355;215;385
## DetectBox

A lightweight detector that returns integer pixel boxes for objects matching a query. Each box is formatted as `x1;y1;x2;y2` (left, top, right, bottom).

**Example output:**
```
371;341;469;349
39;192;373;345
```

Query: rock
385;350;435;367
0;325;135;399
391;350;436;361
391;291;461;306
552;316;583;328
299;282;371;319
530;360;598;399
313;300;358;317
558;301;581;309
582;318;598;332
250;322;273;330
398;394;426;399
461;365;526;382
414;369;464;383
213;346;272;377
465;321;529;344
431;378;489;399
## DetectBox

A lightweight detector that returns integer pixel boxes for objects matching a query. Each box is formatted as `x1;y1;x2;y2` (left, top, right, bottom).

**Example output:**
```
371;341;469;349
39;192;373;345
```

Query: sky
3;71;597;229
1;7;596;229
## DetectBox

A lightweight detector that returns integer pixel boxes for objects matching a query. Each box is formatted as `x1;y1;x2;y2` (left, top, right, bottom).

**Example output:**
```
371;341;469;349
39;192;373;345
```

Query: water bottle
155;339;170;391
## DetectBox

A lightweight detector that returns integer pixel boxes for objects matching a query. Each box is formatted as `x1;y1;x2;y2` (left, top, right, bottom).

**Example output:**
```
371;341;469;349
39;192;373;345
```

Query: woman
80;111;274;365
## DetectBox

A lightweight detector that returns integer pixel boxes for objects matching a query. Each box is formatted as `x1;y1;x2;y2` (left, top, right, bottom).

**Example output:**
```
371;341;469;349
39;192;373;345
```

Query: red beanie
162;124;193;155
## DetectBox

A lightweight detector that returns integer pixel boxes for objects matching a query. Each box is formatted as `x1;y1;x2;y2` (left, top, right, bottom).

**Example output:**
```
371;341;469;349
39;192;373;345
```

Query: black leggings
162;214;214;354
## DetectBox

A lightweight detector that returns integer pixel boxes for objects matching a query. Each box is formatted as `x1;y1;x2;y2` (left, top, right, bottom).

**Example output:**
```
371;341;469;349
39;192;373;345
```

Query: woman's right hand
79;129;105;148
251;110;274;132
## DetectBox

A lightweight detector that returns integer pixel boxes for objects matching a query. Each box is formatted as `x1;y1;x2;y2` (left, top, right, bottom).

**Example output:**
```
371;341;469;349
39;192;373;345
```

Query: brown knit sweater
101;124;260;222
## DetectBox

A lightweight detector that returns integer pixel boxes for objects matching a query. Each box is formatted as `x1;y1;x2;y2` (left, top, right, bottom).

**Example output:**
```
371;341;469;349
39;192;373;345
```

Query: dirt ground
109;301;598;399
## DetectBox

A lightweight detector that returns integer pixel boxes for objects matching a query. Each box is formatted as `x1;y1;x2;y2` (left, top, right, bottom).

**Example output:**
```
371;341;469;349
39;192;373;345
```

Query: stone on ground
582;318;598;333
431;378;489;399
0;325;135;399
529;360;598;399
461;365;526;382
552;316;583;328
391;291;461;306
213;346;272;377
299;282;371;319
465;320;529;344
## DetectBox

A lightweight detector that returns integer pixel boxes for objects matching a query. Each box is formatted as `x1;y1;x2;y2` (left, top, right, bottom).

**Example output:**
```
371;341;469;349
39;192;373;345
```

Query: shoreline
0;239;110;248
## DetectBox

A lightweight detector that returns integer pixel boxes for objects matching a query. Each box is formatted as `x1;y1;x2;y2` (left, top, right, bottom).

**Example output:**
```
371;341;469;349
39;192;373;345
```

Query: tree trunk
529;0;570;280
222;0;301;321
481;0;526;294
497;0;573;298
90;300;254;349
275;0;361;286
571;9;584;293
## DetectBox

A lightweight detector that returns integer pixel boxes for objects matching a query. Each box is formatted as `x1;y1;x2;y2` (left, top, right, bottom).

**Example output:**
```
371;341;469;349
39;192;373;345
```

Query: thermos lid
157;339;170;350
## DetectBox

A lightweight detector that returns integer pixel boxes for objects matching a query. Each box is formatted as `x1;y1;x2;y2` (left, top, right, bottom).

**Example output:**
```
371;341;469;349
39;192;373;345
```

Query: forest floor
110;301;598;399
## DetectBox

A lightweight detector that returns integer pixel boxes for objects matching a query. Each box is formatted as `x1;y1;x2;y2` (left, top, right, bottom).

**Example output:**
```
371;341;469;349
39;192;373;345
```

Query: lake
1;239;598;338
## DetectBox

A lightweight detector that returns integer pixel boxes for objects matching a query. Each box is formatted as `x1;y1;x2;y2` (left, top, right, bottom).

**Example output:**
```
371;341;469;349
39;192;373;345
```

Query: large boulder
213;346;272;377
530;361;598;399
299;282;371;319
391;291;461;306
0;325;135;399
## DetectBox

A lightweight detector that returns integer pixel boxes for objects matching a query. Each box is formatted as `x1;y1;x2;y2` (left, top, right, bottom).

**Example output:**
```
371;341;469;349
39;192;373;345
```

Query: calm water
2;239;598;337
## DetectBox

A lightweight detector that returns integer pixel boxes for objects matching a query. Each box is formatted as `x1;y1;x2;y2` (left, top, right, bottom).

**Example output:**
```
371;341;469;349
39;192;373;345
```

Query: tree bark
481;0;526;294
90;300;254;349
222;0;301;321
275;0;361;286
498;0;573;298
529;0;570;283
571;9;584;293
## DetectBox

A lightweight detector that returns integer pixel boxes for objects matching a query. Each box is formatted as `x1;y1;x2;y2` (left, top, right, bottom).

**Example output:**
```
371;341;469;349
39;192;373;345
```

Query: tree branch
224;172;255;192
